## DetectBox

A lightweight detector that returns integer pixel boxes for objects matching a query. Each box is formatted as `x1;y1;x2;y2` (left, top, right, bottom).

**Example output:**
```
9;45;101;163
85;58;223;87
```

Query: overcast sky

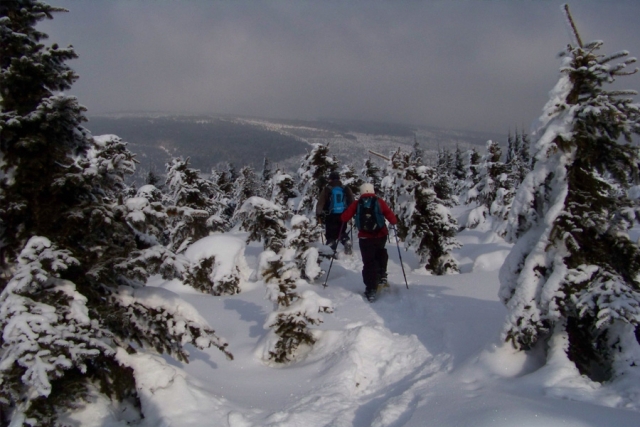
38;1;640;134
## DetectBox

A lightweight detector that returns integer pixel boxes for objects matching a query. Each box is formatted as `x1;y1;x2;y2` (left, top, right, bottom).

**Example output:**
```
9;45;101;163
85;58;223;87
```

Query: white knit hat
359;183;375;195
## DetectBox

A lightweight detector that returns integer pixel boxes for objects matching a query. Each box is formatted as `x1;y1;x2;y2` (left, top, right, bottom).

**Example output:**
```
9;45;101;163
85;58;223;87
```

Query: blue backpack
356;197;385;232
328;186;347;214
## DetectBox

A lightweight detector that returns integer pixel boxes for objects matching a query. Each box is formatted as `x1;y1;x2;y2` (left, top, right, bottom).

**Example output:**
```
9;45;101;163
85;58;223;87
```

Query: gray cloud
38;1;640;133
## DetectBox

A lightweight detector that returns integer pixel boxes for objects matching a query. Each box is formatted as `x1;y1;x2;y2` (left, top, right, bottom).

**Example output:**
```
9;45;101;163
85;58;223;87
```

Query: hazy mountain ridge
232;116;502;165
87;113;504;184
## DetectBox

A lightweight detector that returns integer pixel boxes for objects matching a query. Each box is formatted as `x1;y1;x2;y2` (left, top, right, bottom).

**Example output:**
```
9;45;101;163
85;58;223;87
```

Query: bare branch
563;4;583;48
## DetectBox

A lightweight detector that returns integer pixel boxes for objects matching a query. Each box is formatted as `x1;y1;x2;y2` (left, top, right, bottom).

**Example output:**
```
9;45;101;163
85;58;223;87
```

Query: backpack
327;186;347;214
356;197;385;233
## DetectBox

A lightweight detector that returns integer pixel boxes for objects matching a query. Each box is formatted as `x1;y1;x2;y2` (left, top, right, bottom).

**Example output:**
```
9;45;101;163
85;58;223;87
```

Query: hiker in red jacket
341;183;397;302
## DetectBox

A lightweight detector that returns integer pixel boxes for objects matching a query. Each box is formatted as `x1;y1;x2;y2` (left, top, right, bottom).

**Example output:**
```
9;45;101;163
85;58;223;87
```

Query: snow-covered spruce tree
215;161;237;198
467;147;481;184
521;129;533;171
234;197;288;252
145;168;163;188
209;166;235;223
499;7;640;381
182;248;242;296
505;129;519;165
296;143;338;214
506;128;531;187
380;148;409;233
361;157;383;193
411;183;460;275
459;147;481;204
260;156;273;195
210;162;238;219
488;140;516;228
452;145;467;193
434;147;457;207
465;140;513;229
410;136;425;166
118;181;189;285
403;154;460;274
124;182;168;245
268;168;298;214
285;215;324;282
233;165;260;211
436;146;452;171
260;247;333;364
340;164;364;197
165;157;229;253
269;172;322;280
0;4;231;424
164;160;244;295
467;141;507;208
237;198;331;363
383;150;460;274
493;129;532;237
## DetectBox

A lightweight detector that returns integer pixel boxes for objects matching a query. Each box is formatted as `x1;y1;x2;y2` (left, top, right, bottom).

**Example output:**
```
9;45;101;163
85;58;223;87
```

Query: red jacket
341;194;397;239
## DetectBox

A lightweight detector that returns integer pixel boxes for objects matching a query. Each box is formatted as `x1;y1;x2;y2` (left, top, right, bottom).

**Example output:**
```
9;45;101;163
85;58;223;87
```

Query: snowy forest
2;2;640;427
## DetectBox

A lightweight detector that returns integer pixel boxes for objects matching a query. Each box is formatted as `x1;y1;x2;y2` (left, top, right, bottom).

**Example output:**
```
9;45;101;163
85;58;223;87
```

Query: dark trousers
325;214;349;246
359;236;388;293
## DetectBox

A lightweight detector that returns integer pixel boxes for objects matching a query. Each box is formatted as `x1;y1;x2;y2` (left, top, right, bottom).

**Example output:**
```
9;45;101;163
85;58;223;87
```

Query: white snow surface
70;217;640;426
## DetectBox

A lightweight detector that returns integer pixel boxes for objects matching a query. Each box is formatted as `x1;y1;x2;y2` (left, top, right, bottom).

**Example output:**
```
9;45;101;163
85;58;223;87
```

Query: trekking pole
350;219;354;242
323;254;335;288
345;224;353;239
391;225;409;289
318;214;325;245
323;222;344;288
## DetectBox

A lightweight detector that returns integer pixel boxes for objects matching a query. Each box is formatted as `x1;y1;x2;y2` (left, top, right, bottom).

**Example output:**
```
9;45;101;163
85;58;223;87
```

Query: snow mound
472;249;511;272
184;234;251;291
115;349;239;426
257;324;435;426
315;325;432;394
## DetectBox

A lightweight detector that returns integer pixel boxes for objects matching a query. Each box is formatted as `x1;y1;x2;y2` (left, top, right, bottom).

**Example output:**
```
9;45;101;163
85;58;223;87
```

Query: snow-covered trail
84;228;640;427
144;233;512;426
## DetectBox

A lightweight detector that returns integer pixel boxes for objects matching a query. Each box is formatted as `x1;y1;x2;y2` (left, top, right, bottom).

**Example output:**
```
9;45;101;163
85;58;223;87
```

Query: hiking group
316;172;397;302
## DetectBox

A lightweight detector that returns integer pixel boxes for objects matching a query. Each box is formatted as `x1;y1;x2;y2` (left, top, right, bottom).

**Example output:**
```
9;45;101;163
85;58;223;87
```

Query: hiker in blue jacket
316;171;354;255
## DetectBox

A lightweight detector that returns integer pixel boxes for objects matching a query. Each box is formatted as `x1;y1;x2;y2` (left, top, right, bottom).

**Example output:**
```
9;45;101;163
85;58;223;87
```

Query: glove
316;213;325;224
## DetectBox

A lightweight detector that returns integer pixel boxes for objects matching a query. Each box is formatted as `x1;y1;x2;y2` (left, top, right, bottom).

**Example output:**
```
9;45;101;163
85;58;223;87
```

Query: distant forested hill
86;115;309;180
87;114;504;185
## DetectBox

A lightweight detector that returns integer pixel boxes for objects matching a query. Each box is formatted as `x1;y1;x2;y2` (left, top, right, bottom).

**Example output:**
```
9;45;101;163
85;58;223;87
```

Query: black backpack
356;197;385;232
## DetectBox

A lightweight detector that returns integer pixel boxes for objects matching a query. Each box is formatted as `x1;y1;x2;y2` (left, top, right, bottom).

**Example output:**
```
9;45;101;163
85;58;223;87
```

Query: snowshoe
318;244;338;260
376;273;389;293
376;281;390;294
364;290;377;302
344;241;353;255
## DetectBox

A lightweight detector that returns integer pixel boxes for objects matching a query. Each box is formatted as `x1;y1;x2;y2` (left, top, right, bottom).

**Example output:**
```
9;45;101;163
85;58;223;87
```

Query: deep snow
65;221;640;426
